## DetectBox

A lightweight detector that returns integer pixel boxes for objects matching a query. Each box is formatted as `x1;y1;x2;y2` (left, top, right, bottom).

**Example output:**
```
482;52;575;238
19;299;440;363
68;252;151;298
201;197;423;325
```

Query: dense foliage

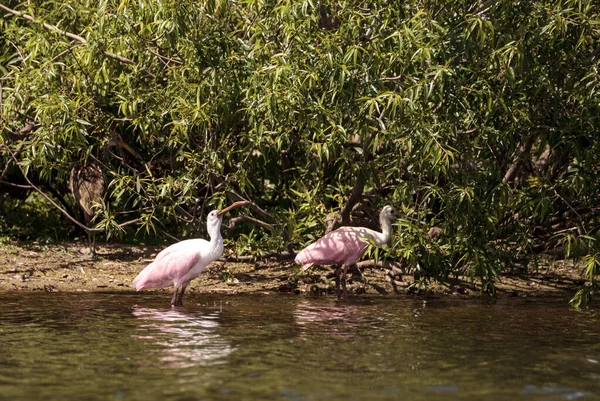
1;0;599;305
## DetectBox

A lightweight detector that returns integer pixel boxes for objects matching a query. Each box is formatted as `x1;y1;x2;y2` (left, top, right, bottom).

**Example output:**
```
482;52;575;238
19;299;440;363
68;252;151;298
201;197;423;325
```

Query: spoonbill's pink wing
133;246;201;290
295;226;372;270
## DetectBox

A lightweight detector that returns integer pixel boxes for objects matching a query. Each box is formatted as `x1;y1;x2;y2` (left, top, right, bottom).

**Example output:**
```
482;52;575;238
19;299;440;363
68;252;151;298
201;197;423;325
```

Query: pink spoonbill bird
133;201;249;306
295;205;397;298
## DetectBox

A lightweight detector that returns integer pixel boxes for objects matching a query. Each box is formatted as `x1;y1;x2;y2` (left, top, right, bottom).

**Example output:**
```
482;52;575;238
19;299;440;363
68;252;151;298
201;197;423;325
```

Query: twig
117;217;144;228
158;229;180;243
379;74;403;82
147;47;184;66
49;45;79;63
0;179;32;189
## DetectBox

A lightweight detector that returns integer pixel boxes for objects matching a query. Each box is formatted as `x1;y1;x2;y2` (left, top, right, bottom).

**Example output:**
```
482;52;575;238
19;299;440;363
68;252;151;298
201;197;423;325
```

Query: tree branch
379;74;403;82
0;3;136;66
340;169;366;225
502;134;535;185
0;179;31;189
147;47;183;66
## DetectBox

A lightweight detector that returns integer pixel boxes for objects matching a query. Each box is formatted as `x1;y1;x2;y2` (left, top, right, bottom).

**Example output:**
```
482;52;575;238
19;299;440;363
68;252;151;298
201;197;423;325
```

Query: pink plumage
295;205;398;298
133;201;248;306
133;239;204;291
295;227;371;270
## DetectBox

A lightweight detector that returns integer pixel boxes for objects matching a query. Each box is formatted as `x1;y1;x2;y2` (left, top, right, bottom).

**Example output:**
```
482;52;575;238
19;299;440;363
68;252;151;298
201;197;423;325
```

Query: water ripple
520;385;591;400
132;307;235;369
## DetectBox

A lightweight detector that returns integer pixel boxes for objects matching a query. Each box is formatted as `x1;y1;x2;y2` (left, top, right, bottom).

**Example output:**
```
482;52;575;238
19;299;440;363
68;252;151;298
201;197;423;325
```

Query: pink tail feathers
295;250;314;271
133;263;154;291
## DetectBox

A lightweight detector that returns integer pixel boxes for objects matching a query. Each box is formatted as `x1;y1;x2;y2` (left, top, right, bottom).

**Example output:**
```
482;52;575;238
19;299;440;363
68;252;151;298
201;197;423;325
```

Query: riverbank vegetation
1;1;599;305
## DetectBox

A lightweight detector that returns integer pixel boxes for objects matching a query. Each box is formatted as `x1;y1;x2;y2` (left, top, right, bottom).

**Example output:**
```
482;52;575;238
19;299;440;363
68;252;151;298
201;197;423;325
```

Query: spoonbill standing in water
133;201;249;306
295;205;397;298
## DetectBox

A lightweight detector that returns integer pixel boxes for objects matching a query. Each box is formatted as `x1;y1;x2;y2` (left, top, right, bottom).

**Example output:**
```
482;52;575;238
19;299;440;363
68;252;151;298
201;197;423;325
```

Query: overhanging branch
0;3;136;66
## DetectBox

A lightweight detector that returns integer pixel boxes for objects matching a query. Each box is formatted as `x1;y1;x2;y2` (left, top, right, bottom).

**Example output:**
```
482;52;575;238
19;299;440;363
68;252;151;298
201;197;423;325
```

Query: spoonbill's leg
341;264;350;299
174;284;188;307
335;265;342;298
171;287;180;307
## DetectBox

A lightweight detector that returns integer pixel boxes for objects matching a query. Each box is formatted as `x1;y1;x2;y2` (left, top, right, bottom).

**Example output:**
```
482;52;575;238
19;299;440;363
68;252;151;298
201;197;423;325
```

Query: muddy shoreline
0;241;585;301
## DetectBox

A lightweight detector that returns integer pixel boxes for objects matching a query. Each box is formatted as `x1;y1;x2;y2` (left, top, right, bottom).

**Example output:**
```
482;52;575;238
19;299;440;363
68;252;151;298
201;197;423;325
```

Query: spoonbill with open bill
133;201;249;306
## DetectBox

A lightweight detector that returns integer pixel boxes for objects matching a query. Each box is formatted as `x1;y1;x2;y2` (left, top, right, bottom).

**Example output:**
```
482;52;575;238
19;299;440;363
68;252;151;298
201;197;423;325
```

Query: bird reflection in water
293;300;363;339
132;307;235;369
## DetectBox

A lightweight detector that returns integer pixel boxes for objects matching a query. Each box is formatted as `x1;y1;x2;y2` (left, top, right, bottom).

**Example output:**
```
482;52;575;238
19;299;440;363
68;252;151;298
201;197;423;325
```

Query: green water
0;292;599;400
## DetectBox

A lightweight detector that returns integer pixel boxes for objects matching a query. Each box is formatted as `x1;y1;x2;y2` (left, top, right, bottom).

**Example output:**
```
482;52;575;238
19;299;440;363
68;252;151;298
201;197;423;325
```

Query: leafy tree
1;0;599;305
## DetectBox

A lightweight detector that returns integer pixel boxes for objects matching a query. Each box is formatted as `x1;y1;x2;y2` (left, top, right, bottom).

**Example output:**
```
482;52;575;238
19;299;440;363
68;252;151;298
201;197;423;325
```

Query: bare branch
175;204;201;225
0;144;22;181
0;179;32;189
